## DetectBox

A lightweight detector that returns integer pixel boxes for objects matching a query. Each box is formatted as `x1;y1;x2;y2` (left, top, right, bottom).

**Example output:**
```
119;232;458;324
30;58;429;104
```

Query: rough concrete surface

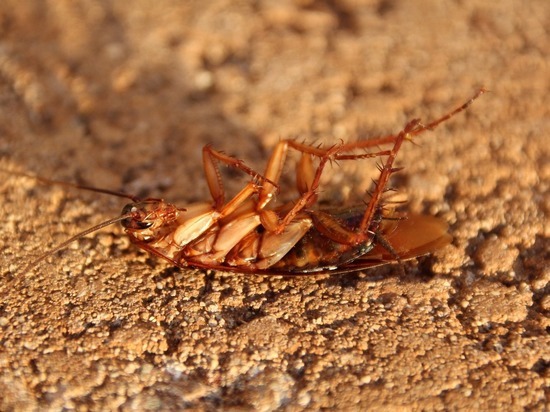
0;1;548;411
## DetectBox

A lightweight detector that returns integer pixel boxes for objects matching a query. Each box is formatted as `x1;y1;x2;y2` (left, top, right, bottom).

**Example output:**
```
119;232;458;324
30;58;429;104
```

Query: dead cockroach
12;89;485;275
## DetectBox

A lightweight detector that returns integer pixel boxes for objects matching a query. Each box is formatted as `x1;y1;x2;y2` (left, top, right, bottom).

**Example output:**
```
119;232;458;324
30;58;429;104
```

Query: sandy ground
0;1;548;410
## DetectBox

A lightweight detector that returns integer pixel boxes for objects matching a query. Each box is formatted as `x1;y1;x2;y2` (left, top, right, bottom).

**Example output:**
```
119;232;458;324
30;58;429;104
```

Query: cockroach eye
120;203;154;230
121;203;135;214
121;203;137;216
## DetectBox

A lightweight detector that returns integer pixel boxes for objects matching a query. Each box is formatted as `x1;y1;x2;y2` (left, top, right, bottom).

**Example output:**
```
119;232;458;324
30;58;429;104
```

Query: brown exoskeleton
16;89;485;275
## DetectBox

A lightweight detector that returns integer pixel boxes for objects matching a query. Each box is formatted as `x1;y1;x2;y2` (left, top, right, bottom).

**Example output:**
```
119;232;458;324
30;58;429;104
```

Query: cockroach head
121;200;180;231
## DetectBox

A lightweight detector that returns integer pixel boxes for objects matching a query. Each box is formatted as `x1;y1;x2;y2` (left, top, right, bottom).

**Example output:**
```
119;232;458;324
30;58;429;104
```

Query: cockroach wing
358;214;452;264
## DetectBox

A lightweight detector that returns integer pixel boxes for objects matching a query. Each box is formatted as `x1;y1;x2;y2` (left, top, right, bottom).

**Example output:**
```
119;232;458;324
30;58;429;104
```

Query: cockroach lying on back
14;89;485;275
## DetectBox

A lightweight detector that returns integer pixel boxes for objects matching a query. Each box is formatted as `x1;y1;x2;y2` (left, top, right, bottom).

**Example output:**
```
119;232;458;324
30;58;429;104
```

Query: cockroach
11;89;485;276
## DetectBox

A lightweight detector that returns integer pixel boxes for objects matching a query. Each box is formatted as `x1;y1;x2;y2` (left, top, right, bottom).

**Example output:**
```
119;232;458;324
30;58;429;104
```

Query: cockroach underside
14;89;485;276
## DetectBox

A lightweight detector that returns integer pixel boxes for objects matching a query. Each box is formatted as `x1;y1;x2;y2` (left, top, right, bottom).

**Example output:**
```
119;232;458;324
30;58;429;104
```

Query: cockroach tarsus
13;89;486;276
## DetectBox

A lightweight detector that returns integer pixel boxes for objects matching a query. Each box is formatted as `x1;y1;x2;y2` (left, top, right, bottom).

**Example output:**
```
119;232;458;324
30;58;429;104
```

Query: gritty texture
0;1;548;411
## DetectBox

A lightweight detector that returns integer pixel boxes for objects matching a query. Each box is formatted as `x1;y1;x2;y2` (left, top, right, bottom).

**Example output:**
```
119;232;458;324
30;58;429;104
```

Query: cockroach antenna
1;168;141;202
21;214;134;274
0;168;142;274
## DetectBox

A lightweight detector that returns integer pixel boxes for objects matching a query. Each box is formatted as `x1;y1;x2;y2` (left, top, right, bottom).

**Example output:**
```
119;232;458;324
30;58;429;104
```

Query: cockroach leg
263;140;393;236
265;89;488;246
202;144;276;210
357;128;406;239
256;141;288;209
274;143;343;233
358;89;487;237
256;138;389;214
256;139;342;210
172;145;278;246
279;138;400;245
